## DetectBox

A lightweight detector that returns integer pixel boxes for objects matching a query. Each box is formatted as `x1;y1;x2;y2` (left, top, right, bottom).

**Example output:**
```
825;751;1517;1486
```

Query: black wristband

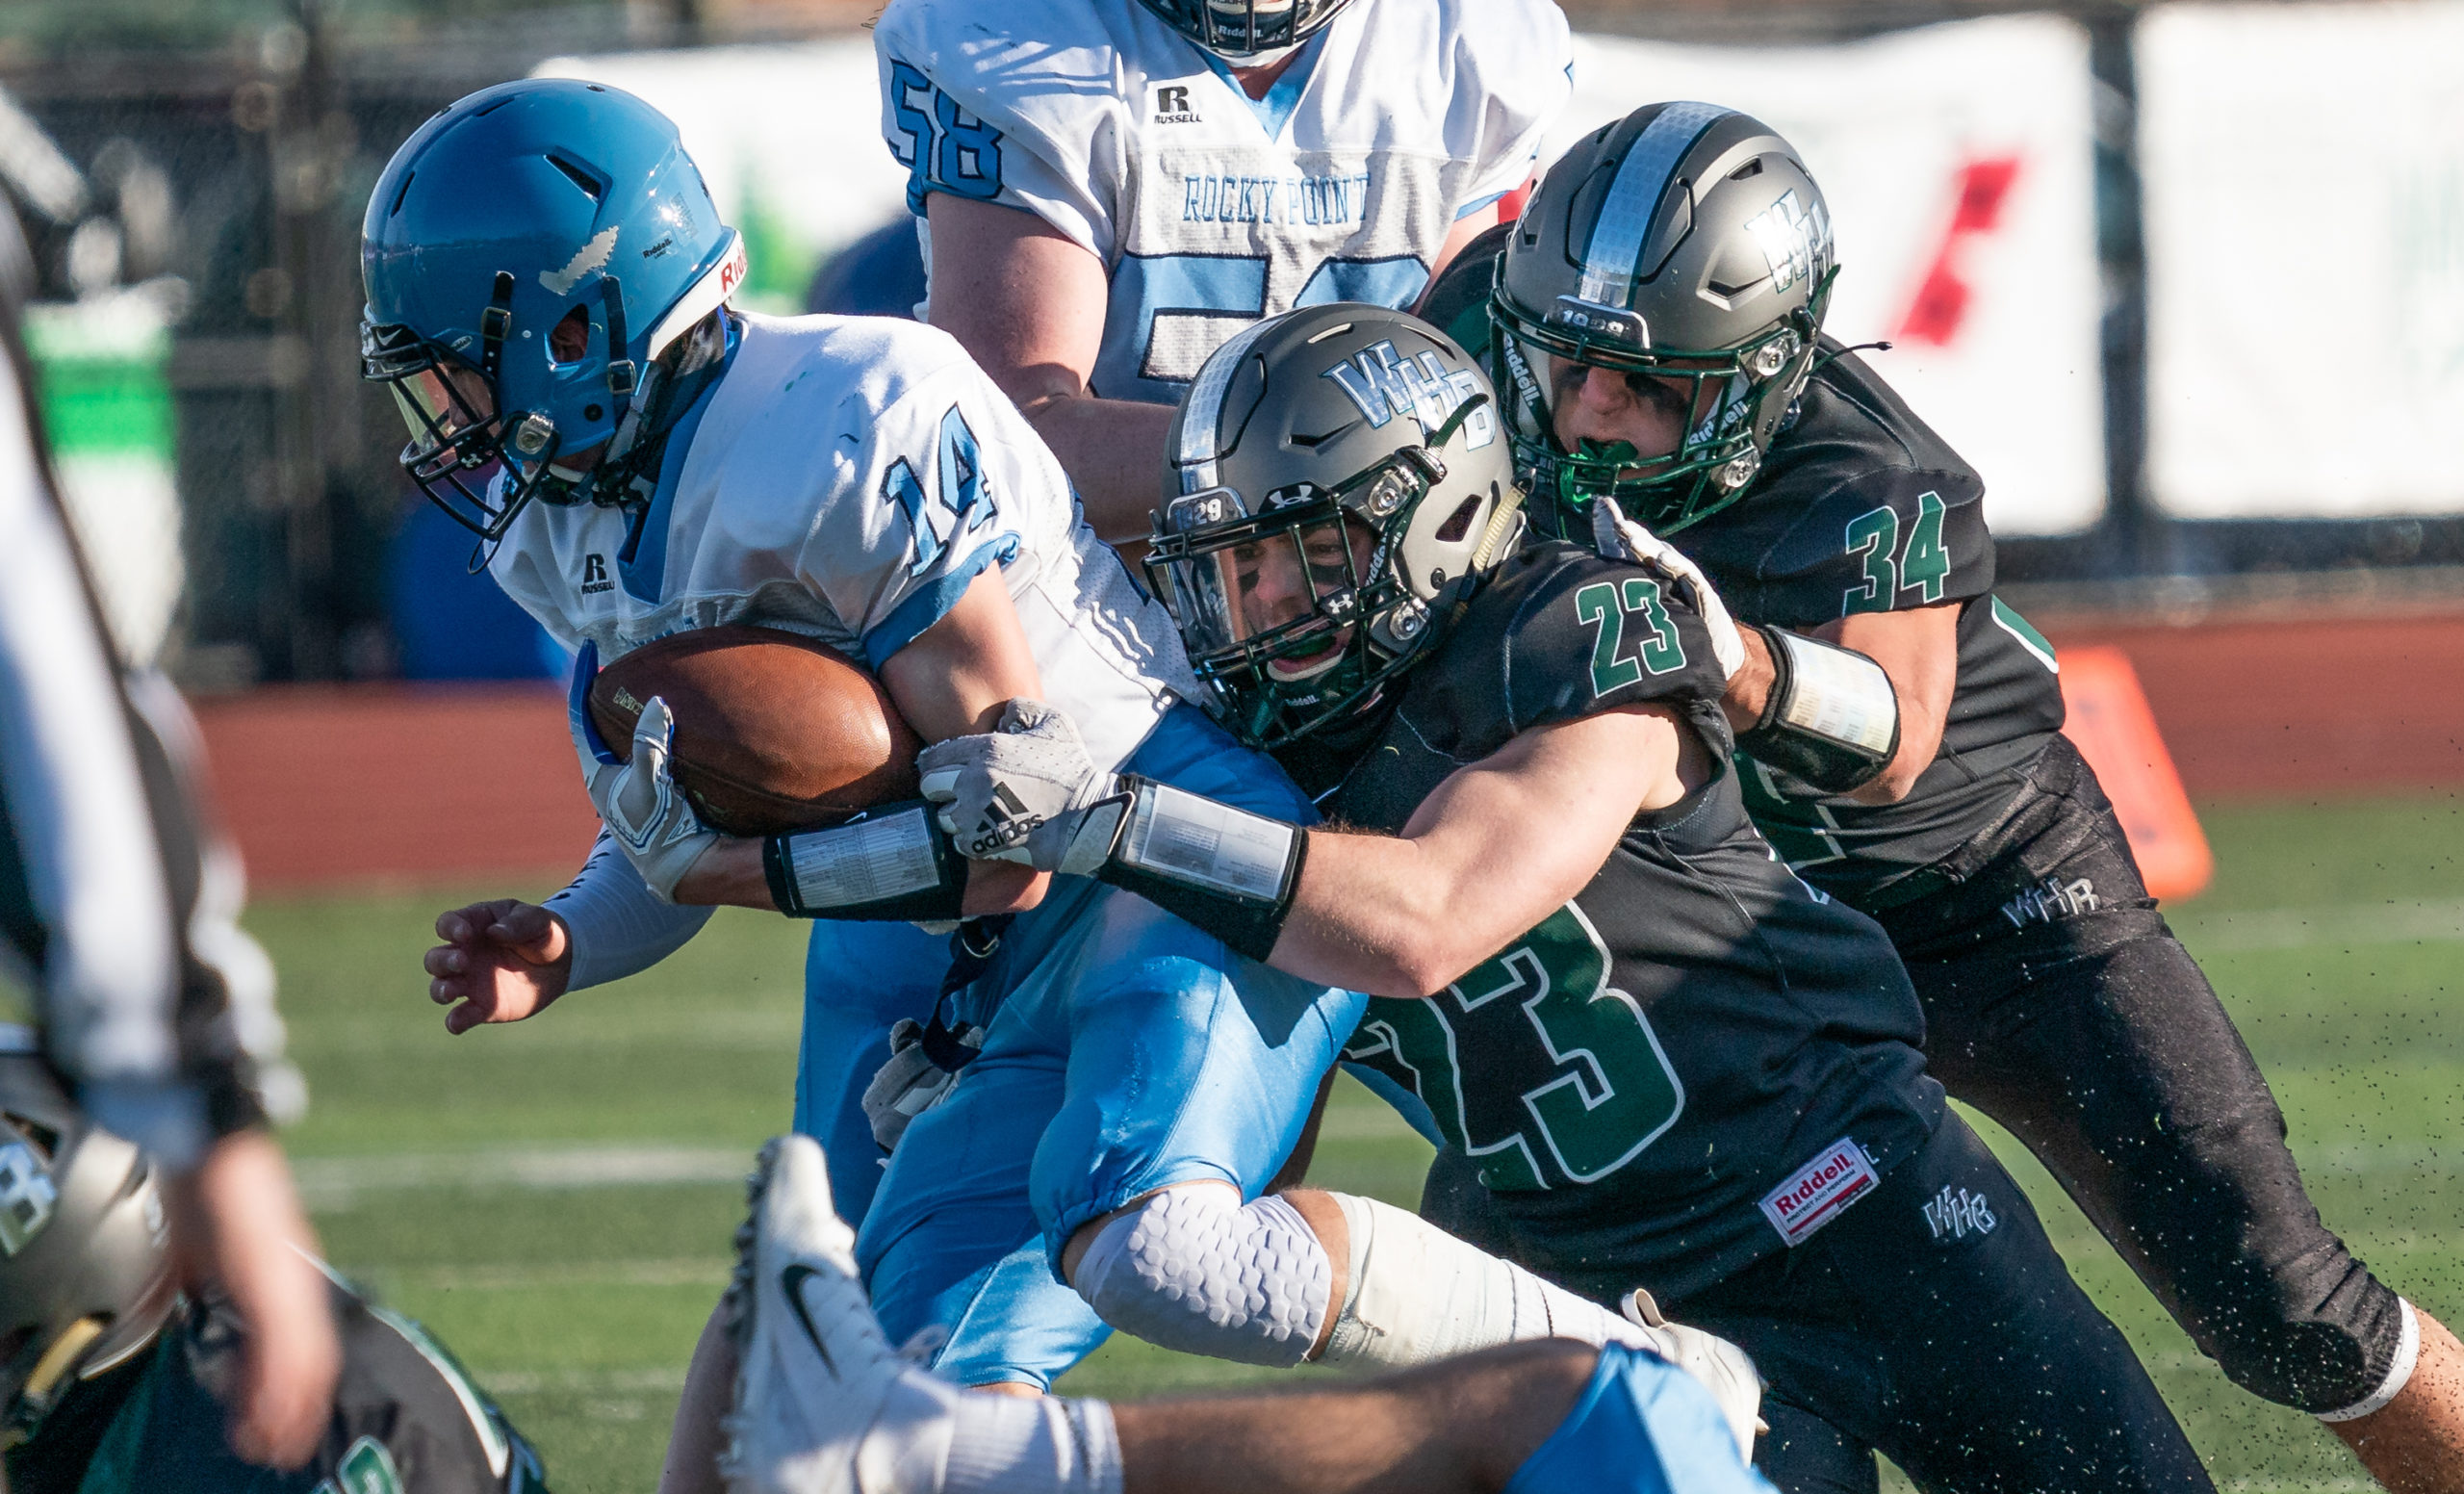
1087;777;1307;964
762;801;966;921
1737;624;1902;796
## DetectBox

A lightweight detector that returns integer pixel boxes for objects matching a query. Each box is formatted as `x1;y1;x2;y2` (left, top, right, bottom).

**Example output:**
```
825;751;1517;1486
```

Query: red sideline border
192;612;2464;890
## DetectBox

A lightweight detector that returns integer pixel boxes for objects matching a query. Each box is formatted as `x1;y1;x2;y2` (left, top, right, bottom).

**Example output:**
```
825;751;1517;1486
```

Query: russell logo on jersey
1154;85;1202;124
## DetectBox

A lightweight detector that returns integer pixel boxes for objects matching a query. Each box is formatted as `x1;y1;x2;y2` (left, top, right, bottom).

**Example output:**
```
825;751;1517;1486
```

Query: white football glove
569;644;721;902
916;699;1115;873
1591;500;1748;683
1620;1287;1767;1464
858;1017;981;1153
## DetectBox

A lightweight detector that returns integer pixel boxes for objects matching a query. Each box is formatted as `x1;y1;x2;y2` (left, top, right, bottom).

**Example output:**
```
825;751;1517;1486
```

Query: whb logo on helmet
0;1142;58;1256
1322;341;1498;451
1743;190;1832;296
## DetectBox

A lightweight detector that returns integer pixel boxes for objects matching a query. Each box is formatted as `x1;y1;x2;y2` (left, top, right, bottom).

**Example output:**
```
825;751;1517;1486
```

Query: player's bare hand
167;1130;341;1469
425;899;572;1034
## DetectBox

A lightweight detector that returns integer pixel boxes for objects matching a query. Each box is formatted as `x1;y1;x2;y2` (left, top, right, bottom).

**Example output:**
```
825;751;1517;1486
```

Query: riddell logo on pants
1759;1137;1880;1246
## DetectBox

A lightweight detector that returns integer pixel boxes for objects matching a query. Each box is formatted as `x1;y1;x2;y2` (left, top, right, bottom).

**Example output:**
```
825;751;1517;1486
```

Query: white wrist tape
545;832;713;992
1071;1186;1331;1367
944;1389;1123;1494
1319;1192;1644;1367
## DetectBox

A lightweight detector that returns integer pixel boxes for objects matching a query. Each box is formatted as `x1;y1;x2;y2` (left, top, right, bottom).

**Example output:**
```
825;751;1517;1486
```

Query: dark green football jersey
1296;539;1941;1304
1425;232;2067;911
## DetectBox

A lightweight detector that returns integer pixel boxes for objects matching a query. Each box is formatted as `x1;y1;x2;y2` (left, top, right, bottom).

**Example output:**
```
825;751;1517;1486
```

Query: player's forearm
1272;733;1654;998
550;830;717;984
1818;603;1959;805
1019;392;1181;545
879;570;1049;741
1274;829;1517;999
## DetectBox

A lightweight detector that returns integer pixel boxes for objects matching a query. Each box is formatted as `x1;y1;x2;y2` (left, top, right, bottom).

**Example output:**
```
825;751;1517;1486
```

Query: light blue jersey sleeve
784;350;1035;672
1506;1344;1778;1494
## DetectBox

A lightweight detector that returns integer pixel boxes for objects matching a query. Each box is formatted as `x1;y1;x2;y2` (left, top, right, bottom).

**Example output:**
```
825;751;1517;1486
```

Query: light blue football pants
791;706;1365;1387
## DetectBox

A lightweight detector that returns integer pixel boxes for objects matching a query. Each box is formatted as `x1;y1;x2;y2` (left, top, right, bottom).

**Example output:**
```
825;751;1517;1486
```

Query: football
586;625;923;837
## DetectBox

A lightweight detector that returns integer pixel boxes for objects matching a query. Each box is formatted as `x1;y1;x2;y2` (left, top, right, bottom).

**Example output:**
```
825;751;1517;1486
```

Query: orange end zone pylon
2055;645;2214;904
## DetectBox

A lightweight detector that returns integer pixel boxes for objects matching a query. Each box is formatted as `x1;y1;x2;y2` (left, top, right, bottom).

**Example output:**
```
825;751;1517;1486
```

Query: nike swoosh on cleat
779;1264;837;1374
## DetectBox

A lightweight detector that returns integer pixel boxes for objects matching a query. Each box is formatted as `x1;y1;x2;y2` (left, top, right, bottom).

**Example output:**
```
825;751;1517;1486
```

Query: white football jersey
488;312;1192;780
872;0;1572;404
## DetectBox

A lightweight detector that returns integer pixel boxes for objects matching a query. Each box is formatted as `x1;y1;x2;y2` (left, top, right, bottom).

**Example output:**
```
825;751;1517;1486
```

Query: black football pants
1673;1114;2212;1494
1872;734;2407;1416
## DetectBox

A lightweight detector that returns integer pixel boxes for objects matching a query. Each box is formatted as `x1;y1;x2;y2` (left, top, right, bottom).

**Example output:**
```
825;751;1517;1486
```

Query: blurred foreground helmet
361;78;747;544
0;1057;174;1448
1494;102;1835;534
1132;0;1354;61
1150;303;1520;748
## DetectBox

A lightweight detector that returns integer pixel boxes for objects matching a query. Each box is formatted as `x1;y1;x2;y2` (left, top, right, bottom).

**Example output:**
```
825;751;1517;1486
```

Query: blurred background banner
2140;0;2464;520
530;40;910;316
1563;18;2105;537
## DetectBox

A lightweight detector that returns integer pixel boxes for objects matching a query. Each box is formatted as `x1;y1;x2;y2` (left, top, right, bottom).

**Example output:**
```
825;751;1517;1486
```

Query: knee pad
1071;1186;1330;1367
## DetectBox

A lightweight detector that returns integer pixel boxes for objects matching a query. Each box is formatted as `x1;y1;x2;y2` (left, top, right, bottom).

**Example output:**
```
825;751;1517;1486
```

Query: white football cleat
1619;1288;1767;1464
721;1135;960;1494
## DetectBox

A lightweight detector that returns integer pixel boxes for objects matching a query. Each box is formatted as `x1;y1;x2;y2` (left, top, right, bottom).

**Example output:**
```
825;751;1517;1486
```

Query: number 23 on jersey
1343;903;1684;1193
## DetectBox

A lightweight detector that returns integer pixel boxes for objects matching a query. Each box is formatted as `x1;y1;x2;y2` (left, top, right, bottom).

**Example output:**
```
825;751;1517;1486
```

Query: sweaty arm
924;194;1171;546
1815;601;1960;805
671;569;1049;916
1278;704;1694;998
1041;704;1697;1000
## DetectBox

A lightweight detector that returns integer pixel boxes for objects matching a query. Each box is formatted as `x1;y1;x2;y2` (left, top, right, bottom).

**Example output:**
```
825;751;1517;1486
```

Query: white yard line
294;1145;755;1209
365;1258;731;1292
481;1365;690;1396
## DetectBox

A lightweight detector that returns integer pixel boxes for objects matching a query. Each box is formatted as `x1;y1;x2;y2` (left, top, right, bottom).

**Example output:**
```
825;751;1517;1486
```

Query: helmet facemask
1148;441;1460;749
362;301;566;546
1495;266;1833;538
362;232;746;551
1135;0;1350;62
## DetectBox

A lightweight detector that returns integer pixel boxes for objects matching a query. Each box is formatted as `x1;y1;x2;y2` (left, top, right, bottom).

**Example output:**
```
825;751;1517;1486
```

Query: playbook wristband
1080;777;1307;965
763;801;966;921
1737;625;1903;796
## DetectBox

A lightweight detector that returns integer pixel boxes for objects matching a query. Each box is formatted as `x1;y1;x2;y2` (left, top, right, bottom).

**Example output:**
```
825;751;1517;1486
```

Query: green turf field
261;795;2464;1493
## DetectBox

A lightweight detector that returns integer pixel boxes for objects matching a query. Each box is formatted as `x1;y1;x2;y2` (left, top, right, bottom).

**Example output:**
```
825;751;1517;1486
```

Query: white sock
1317;1193;1644;1368
942;1391;1124;1494
2319;1298;2422;1424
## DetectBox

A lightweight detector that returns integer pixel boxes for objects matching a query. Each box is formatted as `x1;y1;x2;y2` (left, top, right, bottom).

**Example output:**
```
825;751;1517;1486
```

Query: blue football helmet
361;78;746;542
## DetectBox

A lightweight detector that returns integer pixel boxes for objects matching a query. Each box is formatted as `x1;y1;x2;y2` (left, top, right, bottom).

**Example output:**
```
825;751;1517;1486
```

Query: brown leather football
587;625;922;837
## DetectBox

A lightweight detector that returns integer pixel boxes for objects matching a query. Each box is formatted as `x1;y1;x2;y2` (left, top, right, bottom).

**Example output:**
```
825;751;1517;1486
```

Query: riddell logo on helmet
1758;1136;1878;1246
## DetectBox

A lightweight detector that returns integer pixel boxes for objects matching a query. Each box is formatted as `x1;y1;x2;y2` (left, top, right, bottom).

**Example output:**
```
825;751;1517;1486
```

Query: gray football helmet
1148;302;1520;748
0;1057;176;1448
1132;0;1353;61
1493;101;1836;534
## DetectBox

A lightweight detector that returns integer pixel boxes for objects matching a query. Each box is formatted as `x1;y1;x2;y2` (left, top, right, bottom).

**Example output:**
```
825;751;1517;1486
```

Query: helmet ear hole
549;304;593;365
1431;493;1484;544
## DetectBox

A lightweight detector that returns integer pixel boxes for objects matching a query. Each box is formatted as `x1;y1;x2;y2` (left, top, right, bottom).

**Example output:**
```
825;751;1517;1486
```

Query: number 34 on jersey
1343;903;1684;1193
